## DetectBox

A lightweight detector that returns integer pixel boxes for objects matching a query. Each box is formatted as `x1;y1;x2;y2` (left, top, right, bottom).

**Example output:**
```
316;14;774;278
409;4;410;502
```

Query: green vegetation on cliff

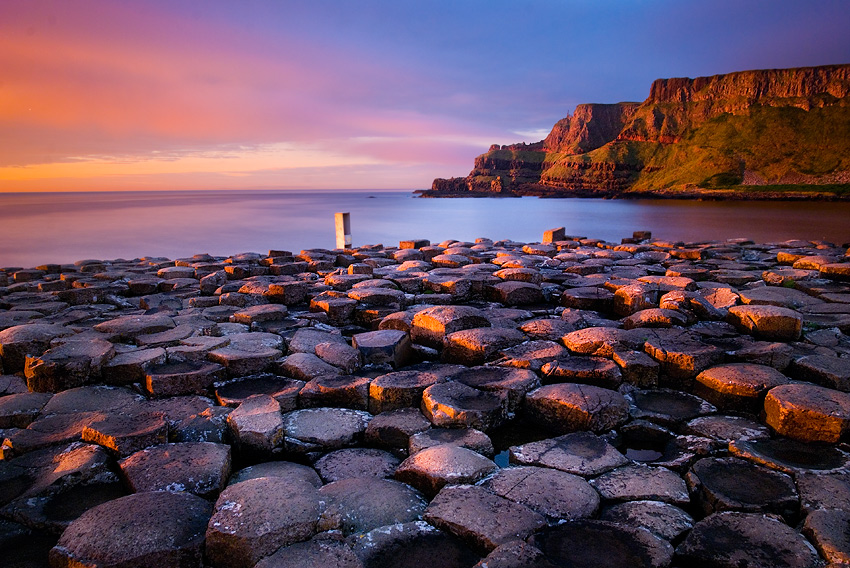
428;64;850;199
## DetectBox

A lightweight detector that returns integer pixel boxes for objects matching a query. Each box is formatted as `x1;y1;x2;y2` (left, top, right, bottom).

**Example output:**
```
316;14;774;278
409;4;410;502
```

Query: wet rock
173;406;232;443
395;444;497;497
364;407;431;450
591;464;689;506
228;460;322;488
626;388;715;428
729;437;850;475
352;329;412;368
524;383;629;434
0;323;74;374
802;509;850;565
482;465;599;521
687;457;798;520
684;415;770;443
409;427;494;457
351;520;481;568
50;491;212;568
424;484;546;553
254;538;364;568
81;411;168;457
25;338;115;392
205;477;322;568
531;520;673;568
509;432;629;477
421;381;508;431
314;447;400;482
318;477;427;535
764;383;850;442
208;332;283;376
215;374;303;411
119;441;231;498
675;511;820;568
226;394;284;456
0;392;53;429
410;305;490;349
283;407;371;455
600;500;694;542
727;305;803;341
541;355;622;389
102;347;167;384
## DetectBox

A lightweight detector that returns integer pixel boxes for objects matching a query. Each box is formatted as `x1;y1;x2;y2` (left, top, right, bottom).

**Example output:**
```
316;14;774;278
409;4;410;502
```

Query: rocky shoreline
415;185;850;201
2;230;850;568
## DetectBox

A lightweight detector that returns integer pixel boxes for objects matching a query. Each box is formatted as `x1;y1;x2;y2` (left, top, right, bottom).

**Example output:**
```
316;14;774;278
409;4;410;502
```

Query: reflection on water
0;190;848;267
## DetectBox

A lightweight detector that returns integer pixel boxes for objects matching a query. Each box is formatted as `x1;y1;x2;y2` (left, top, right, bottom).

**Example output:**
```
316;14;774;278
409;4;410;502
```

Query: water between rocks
1;190;848;267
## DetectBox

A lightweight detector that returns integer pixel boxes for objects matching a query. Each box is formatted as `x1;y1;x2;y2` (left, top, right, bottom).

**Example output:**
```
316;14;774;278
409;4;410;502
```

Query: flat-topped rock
227;460;322;488
364;407;431;450
351;520;480;568
509;432;629;477
452;366;540;413
283;407;371;455
369;369;448;414
300;374;370;410
676;512;821;568
226;394;285;456
482;465;599;521
81;411;168;457
643;329;725;384
409;427;494;457
626;388;715;427
314;447;400;482
144;361;226;398
0;323;75;373
496;339;568;371
540;355;622;389
215;374;303;411
254;538;363;568
25;338;115;392
208;332;283;376
591;464;689;506
687;457;798;520
684;415;770;443
318;477;426;536
442;327;526;366
600;500;694;542
119;441;231;498
531;520;673;568
727;304;803;341
93;313;176;341
729;437;850;475
789;353;850;392
524;383;629;434
0;392;53;429
421;381;507;431
395;444;497;497
352;329;412;368
205;476;322;568
694;362;791;413
562;326;642;357
410;305;490;348
424;484;546;554
49;490;212;568
764;383;850;442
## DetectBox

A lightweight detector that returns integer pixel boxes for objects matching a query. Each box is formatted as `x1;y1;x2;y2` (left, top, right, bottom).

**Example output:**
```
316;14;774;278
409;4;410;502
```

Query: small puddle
623;446;664;462
494;449;510;468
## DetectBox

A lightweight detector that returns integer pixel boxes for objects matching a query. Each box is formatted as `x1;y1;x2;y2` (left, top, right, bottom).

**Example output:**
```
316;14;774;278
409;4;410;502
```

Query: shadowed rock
25;338;115;393
0;392;53;429
226;394;284;456
421;381;508;431
675;512;820;568
509;432;628;477
531;520;673;568
364;407;431;450
119;441;231;498
205;477;322;568
317;477;427;535
0;324;74;374
283;407;371;455
300;375;370;410
81;411;168;457
255;538;364;568
215;374;303;411
351;520;480;568
482;465;599;521
729;437;850;475
524;383;629;434
50;491;212;568
314;447;400;482
591;464;689;506
409;427;494;457
424;484;546;554
600;500;694;542
228;460;321;488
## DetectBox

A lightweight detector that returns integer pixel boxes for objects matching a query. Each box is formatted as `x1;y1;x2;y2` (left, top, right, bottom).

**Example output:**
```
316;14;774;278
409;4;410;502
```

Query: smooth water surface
0;190;848;267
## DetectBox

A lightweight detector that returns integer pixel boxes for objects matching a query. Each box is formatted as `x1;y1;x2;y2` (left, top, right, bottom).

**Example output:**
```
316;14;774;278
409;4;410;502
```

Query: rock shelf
2;231;850;567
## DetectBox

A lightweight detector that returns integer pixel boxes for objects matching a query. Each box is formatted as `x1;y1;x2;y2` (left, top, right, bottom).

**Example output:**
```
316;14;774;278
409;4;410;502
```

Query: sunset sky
2;0;849;192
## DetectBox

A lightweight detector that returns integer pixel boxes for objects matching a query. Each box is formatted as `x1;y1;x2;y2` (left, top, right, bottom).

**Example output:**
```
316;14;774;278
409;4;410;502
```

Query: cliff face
428;63;850;197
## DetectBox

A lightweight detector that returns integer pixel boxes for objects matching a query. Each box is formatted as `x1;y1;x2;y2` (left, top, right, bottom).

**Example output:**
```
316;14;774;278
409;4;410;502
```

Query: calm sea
0;190;848;268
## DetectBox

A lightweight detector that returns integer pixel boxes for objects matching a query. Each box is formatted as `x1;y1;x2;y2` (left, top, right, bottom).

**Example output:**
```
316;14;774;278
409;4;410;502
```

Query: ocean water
0;190;848;267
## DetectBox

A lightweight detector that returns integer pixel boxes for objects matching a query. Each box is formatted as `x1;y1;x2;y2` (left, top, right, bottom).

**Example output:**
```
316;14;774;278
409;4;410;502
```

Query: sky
1;0;849;192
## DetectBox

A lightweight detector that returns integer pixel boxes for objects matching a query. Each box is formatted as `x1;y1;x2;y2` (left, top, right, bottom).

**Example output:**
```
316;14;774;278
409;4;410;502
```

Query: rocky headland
2;232;850;567
423;63;850;199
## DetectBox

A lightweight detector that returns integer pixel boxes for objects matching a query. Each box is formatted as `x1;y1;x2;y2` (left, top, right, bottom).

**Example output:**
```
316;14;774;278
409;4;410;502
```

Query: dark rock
509;432;628;477
318;477;426;535
351;520;481;568
314;447;401;482
119;441;231;498
482;465;599;521
395;444;497;497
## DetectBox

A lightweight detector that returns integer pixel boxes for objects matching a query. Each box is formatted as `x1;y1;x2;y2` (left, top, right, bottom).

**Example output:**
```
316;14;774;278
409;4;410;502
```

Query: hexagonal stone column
764;383;850;442
524;383;629;434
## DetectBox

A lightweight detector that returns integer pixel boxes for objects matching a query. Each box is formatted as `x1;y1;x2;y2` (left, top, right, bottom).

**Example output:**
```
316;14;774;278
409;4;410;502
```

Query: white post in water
335;212;351;249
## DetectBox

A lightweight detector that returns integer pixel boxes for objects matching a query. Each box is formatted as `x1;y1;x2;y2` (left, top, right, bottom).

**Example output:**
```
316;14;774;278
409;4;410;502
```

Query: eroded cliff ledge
424;64;850;199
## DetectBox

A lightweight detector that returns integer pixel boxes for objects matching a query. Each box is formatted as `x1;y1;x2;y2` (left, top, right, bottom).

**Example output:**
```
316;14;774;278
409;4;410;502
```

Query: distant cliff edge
421;64;850;199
